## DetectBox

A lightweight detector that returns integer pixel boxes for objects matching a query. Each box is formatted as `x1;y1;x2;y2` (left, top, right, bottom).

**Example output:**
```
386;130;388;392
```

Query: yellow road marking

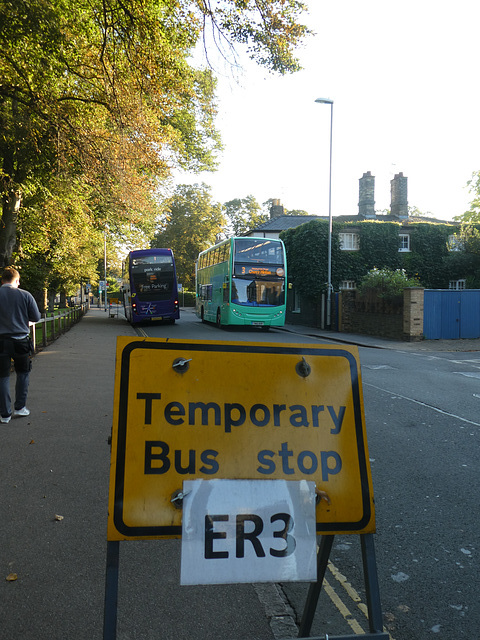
323;578;366;635
326;560;396;640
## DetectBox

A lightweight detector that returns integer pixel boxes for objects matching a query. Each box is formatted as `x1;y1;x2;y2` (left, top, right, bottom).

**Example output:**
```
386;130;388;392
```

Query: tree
196;0;310;74
1;0;310;275
223;195;268;235
152;183;226;289
17;178;104;310
455;171;480;223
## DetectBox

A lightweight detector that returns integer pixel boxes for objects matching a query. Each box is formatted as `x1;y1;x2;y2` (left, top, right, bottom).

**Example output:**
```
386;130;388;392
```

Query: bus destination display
234;264;285;277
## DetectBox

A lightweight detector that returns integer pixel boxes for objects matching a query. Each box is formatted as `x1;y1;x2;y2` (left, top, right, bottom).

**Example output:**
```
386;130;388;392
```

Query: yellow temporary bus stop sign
107;338;375;540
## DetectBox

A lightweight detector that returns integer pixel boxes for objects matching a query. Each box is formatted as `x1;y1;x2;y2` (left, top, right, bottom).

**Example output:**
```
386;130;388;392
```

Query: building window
339;232;359;251
449;279;466;290
339;280;356;290
398;234;410;252
447;235;464;251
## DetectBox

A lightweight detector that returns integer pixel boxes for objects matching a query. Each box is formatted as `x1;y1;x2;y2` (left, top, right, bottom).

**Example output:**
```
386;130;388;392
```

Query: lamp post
104;228;108;313
315;97;333;329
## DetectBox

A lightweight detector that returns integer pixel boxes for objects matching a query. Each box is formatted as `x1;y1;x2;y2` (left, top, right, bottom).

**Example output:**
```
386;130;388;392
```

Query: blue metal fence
424;290;480;339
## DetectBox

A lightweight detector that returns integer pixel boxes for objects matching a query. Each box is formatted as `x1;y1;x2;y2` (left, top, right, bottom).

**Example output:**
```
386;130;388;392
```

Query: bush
180;290;196;306
357;268;422;302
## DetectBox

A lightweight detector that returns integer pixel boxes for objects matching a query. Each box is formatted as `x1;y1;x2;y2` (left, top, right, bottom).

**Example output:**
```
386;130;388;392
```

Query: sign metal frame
104;338;385;640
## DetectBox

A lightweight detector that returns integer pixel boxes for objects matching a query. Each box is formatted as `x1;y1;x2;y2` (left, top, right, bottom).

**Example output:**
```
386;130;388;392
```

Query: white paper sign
180;479;317;585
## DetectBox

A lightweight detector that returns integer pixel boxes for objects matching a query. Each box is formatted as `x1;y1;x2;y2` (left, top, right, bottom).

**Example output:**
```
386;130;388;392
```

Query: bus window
234;238;284;264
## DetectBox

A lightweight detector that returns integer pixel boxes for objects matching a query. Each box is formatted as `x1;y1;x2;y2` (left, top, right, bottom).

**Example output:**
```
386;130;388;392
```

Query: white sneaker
1;415;11;424
13;407;30;417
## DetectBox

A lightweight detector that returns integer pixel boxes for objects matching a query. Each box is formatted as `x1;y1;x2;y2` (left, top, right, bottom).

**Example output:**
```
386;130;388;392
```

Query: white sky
176;0;480;221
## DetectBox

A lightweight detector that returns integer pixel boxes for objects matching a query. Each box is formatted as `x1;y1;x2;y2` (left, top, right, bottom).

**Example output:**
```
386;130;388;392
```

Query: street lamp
315;97;333;330
104;228;108;313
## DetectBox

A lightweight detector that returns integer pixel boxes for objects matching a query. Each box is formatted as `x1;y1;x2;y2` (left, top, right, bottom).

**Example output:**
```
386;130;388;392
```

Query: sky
175;0;480;222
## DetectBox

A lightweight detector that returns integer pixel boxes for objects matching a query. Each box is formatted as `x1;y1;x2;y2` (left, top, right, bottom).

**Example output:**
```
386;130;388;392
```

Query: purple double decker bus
122;248;180;325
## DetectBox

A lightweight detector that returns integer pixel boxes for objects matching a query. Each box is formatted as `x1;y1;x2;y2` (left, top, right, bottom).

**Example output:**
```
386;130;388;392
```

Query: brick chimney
390;173;408;219
270;199;285;219
358;171;375;219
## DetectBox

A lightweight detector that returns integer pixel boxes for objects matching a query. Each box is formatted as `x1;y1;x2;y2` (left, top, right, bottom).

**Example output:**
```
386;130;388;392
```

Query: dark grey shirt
0;284;41;339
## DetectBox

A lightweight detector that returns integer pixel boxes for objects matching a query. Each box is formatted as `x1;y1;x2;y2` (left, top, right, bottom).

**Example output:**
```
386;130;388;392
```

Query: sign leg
298;534;335;637
360;533;384;633
103;540;120;640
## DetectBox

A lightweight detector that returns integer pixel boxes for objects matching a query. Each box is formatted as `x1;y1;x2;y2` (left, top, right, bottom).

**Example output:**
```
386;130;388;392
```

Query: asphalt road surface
139;308;480;639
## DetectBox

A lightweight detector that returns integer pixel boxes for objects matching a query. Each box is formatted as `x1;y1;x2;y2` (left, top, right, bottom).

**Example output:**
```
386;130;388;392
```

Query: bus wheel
216;309;222;329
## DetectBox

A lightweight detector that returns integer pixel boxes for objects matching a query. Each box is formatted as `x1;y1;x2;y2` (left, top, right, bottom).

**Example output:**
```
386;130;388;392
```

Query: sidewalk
0;309;281;640
279;323;480;352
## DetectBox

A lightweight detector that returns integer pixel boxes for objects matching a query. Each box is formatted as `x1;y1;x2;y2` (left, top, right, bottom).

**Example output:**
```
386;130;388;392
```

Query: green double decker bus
195;237;287;329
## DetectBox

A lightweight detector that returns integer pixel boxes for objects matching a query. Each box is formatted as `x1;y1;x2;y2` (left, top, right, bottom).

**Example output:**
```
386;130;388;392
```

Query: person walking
0;267;41;424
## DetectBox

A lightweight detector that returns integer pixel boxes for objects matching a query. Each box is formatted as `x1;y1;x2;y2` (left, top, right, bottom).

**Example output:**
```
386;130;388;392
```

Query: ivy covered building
246;173;479;329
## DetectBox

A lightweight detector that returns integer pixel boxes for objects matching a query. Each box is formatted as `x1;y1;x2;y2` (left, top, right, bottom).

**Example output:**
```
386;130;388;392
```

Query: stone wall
402;287;424;340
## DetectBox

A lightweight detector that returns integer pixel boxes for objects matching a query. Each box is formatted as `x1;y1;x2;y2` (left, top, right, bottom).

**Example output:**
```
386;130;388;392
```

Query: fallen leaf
6;573;18;582
29;440;35;445
54;514;64;521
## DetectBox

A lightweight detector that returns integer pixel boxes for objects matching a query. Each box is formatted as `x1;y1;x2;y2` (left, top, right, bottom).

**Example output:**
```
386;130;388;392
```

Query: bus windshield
232;238;285;307
231;279;284;306
131;255;174;301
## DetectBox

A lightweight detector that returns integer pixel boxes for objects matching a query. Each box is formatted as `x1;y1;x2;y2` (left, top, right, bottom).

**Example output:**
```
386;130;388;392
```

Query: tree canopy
455;171;480;224
152;183;226;289
223;195;268;235
0;0;309;301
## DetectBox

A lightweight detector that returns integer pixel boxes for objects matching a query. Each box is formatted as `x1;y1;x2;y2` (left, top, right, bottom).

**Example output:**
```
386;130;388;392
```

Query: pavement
279;323;480;352
0;308;293;640
1;307;478;640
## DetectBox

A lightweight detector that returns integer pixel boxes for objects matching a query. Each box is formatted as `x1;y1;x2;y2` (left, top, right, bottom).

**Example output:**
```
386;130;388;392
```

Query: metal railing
29;304;87;352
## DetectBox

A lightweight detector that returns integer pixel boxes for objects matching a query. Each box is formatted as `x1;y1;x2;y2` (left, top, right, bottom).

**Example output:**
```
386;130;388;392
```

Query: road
136;307;480;640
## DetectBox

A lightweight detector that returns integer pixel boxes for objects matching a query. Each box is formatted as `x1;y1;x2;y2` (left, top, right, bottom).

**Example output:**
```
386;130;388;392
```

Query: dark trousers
0;338;32;417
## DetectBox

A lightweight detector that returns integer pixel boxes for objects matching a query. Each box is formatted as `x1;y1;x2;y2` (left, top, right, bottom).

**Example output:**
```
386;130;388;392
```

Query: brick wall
339;288;424;341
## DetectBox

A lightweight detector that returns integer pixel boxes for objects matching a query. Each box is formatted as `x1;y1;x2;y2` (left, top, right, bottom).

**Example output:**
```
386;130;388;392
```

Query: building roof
248;213;456;236
252;215;327;232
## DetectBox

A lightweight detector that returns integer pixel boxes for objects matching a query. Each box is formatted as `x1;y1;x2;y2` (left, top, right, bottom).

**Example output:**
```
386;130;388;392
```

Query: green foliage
282;220;333;299
152;183;226;289
223;195;268;235
401;223;452;288
180;290;196;307
357;268;421;302
358;223;401;271
202;0;311;74
455;171;480;223
443;222;480;287
282;219;463;298
0;0;309;289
